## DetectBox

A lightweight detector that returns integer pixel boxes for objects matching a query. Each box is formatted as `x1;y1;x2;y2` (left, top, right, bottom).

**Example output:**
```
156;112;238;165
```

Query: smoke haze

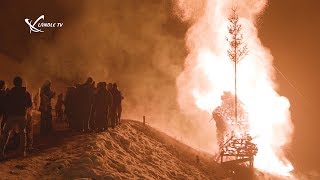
1;0;320;175
0;0;218;152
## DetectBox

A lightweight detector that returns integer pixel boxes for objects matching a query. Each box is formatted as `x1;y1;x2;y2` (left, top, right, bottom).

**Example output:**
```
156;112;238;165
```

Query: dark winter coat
0;90;6;115
94;89;112;128
5;87;32;116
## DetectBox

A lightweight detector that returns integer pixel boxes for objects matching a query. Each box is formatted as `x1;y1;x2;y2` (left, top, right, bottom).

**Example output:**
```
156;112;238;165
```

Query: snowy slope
0;120;227;179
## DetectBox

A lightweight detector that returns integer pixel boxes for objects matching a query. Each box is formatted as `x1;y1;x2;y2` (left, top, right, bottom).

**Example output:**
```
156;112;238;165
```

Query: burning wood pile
220;134;258;167
176;0;294;176
213;91;258;167
212;8;258;168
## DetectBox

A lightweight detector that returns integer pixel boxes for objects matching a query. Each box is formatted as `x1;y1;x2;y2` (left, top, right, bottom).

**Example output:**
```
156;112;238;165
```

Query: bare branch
227;8;248;63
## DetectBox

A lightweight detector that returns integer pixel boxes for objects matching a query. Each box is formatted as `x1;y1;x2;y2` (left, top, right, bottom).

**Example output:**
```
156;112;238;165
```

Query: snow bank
0;120;227;179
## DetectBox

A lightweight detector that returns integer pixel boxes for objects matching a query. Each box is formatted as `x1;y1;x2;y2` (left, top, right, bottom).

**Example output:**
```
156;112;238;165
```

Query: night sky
260;0;320;173
0;0;319;174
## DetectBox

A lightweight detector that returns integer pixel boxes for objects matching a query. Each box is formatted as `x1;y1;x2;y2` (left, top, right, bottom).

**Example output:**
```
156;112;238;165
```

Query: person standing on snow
0;76;32;160
77;77;95;132
112;83;123;125
39;80;55;135
0;80;8;135
93;82;112;131
55;93;64;122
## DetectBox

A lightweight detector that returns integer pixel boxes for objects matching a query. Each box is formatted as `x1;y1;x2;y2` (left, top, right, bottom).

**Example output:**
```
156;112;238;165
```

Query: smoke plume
174;0;294;176
0;0;219;152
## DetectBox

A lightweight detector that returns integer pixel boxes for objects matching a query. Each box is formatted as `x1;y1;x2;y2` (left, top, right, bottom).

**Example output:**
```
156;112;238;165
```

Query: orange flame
175;0;294;177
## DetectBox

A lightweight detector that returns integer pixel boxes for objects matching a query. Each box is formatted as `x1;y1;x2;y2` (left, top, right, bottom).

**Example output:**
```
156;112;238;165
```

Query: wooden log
221;157;252;166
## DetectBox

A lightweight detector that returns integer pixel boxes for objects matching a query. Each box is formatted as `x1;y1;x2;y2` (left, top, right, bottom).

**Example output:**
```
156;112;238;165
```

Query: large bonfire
175;0;294;177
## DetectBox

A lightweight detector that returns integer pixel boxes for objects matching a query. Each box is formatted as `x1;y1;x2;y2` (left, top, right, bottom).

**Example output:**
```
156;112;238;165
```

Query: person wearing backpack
0;76;32;160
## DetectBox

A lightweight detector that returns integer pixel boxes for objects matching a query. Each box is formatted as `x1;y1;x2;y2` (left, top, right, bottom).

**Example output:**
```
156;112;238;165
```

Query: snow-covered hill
0;120;227;179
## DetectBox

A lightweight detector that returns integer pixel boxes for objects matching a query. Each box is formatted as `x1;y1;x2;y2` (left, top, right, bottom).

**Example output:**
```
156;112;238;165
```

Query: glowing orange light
176;0;294;177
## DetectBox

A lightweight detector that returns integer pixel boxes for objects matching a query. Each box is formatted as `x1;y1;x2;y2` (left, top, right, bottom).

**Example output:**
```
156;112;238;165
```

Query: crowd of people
62;77;123;132
0;76;123;160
